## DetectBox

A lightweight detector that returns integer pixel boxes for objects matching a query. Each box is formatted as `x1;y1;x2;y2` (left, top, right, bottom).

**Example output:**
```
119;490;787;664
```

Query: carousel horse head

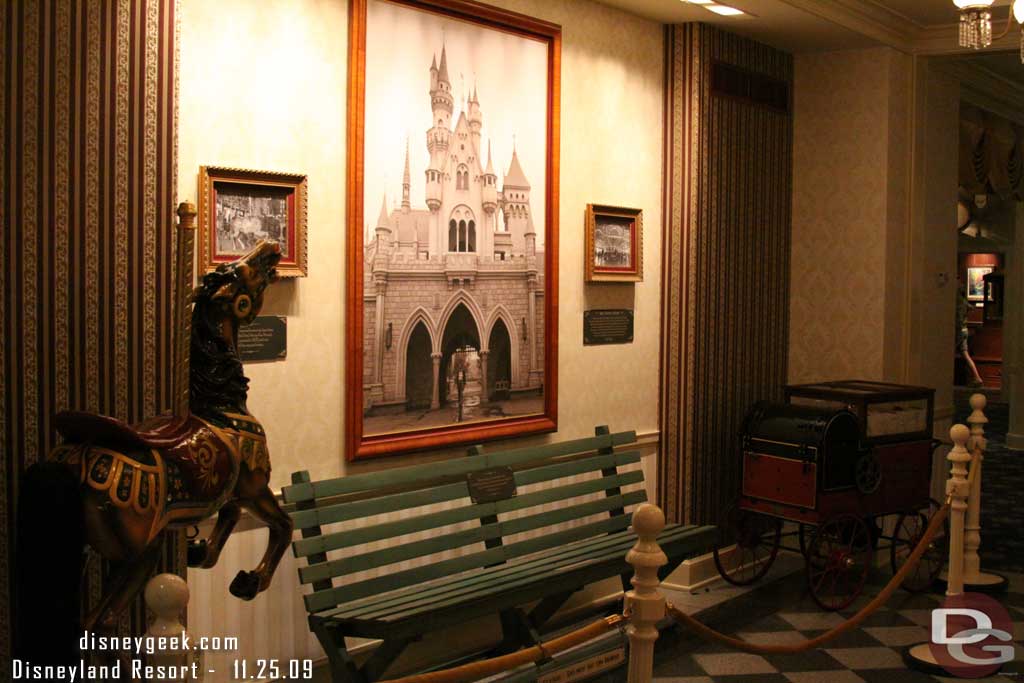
190;240;282;416
195;240;282;324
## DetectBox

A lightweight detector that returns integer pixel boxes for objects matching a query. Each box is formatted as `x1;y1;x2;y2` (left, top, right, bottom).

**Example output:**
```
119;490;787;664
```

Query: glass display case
784;380;934;444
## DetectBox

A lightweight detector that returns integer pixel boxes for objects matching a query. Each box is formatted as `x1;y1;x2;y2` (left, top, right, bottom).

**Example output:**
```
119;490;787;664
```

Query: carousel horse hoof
230;570;260;600
187;540;209;567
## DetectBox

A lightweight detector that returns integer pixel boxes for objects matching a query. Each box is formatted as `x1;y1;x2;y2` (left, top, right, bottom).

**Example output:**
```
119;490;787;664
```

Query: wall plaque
237;315;287;362
583;309;634;345
466;467;518;504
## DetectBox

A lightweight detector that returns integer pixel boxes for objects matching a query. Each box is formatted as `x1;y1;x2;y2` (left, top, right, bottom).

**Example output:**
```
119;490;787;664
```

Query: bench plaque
467;466;517;503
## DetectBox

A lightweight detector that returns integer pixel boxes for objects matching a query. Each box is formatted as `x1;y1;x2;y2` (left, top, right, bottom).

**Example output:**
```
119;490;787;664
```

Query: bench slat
290;480;469;531
297;469;645;584
321;524;716;631
282;429;637;504
331;515;638;619
377;525;718;640
303;490;645;613
292;466;645;559
377;525;711;624
290;450;641;532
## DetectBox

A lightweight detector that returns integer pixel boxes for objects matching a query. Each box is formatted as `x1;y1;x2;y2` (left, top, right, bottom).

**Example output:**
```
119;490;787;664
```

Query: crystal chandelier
955;0;995;49
1016;0;1024;62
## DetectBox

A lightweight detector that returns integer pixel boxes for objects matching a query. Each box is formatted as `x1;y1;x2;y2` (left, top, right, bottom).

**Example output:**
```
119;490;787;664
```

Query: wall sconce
385;322;393;350
521;317;528;341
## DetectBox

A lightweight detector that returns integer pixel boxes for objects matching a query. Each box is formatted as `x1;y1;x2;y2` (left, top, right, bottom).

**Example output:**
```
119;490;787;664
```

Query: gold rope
381;615;625;683
668;503;951;654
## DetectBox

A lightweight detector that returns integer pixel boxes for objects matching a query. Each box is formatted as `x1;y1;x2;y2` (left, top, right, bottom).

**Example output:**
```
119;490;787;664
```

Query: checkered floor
641;561;1024;683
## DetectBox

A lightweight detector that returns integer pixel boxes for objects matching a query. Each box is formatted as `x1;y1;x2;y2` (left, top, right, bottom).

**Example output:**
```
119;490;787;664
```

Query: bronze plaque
584;309;634;345
238;315;287;362
467;467;518;504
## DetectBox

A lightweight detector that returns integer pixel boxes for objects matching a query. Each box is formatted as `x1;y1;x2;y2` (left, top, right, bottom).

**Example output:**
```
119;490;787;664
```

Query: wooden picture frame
966;265;992;302
585;204;643;282
198;166;308;277
347;0;561;460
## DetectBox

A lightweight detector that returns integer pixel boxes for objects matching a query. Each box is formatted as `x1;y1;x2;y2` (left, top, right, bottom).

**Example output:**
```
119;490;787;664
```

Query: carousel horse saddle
55;410;193;450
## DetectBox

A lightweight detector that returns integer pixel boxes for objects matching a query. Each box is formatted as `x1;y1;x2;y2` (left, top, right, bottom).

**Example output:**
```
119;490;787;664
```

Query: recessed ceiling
595;0;881;52
869;0;1012;28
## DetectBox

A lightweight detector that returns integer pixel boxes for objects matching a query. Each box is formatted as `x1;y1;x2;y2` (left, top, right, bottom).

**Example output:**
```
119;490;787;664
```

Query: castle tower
482;140;497;219
374;194;392;250
501;145;532;255
468;84;482;153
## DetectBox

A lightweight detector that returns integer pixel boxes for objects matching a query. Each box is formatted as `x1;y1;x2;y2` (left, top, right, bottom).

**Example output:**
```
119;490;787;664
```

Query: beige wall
177;0;665;677
790;48;960;426
789;47;912;384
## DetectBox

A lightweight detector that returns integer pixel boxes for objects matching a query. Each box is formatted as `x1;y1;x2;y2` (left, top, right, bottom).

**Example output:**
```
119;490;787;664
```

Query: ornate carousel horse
16;240;292;658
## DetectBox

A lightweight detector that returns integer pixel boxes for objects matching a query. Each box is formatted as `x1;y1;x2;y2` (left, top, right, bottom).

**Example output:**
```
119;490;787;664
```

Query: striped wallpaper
659;24;793;526
0;0;182;672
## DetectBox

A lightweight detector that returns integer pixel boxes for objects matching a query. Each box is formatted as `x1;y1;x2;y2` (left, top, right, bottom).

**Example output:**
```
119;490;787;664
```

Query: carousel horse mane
189;243;280;417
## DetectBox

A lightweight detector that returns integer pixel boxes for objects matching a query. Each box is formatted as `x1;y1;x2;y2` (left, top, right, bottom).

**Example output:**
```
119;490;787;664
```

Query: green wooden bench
282;427;717;683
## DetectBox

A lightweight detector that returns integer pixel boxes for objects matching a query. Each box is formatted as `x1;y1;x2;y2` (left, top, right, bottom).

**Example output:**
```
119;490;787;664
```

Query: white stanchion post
625;503;667;683
945;424;971;598
905;424;972;672
144;573;203;682
962;393;1008;592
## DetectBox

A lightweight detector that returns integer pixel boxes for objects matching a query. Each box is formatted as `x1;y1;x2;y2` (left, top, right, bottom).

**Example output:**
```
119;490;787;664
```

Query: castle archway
405;322;433;410
487;319;512;402
440;304;480;406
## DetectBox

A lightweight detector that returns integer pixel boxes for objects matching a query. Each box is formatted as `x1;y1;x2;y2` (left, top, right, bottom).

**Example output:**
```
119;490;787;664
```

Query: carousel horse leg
189;501;241;568
231;486;293;599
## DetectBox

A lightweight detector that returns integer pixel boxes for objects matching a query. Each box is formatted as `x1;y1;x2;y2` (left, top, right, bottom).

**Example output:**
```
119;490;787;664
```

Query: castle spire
438;44;450;85
485;140;495;175
401;138;411;212
504;144;530;189
376;194;391;231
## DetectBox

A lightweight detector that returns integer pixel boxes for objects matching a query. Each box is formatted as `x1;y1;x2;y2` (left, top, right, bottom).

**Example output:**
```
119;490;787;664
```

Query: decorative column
374;280;386;384
625;503;667;683
430;352;442;409
479;350;489;403
1008;203;1024;448
962;393;1008;592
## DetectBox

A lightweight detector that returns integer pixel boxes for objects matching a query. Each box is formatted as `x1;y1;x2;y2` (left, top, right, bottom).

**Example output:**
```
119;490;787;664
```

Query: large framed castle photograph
346;0;561;459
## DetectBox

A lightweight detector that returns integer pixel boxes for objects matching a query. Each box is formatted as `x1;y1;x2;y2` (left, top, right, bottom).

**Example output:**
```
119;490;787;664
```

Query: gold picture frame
585;204;642;282
198;165;308;277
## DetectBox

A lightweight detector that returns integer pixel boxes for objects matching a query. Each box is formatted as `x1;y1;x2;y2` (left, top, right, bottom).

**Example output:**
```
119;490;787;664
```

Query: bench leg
527;589;576;631
311;621;365;683
495;608;542;655
361;637;414;682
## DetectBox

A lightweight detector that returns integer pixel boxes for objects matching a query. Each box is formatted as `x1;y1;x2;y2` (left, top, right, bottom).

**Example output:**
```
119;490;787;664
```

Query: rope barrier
667;503;951;655
381;615;626;683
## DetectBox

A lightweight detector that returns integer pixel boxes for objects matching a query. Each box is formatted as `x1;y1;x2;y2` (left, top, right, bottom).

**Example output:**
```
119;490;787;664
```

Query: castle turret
468;84;482;153
482;140;497;216
374;195;392;249
501;145;532;254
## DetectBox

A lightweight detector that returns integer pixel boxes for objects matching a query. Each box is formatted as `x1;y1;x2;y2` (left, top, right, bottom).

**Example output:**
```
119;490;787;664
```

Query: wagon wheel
805;513;873;610
713;502;782;586
891;498;947;593
855;453;882;494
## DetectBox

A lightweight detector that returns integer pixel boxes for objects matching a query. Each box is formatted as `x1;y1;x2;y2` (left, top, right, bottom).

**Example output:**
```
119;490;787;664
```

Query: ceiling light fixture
1015;0;1024;62
705;4;745;15
954;0;994;49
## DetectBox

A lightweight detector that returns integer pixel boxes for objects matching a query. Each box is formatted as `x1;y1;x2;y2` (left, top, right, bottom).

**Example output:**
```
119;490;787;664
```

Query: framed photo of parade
585;204;643;283
198;166;308;277
346;0;561;459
